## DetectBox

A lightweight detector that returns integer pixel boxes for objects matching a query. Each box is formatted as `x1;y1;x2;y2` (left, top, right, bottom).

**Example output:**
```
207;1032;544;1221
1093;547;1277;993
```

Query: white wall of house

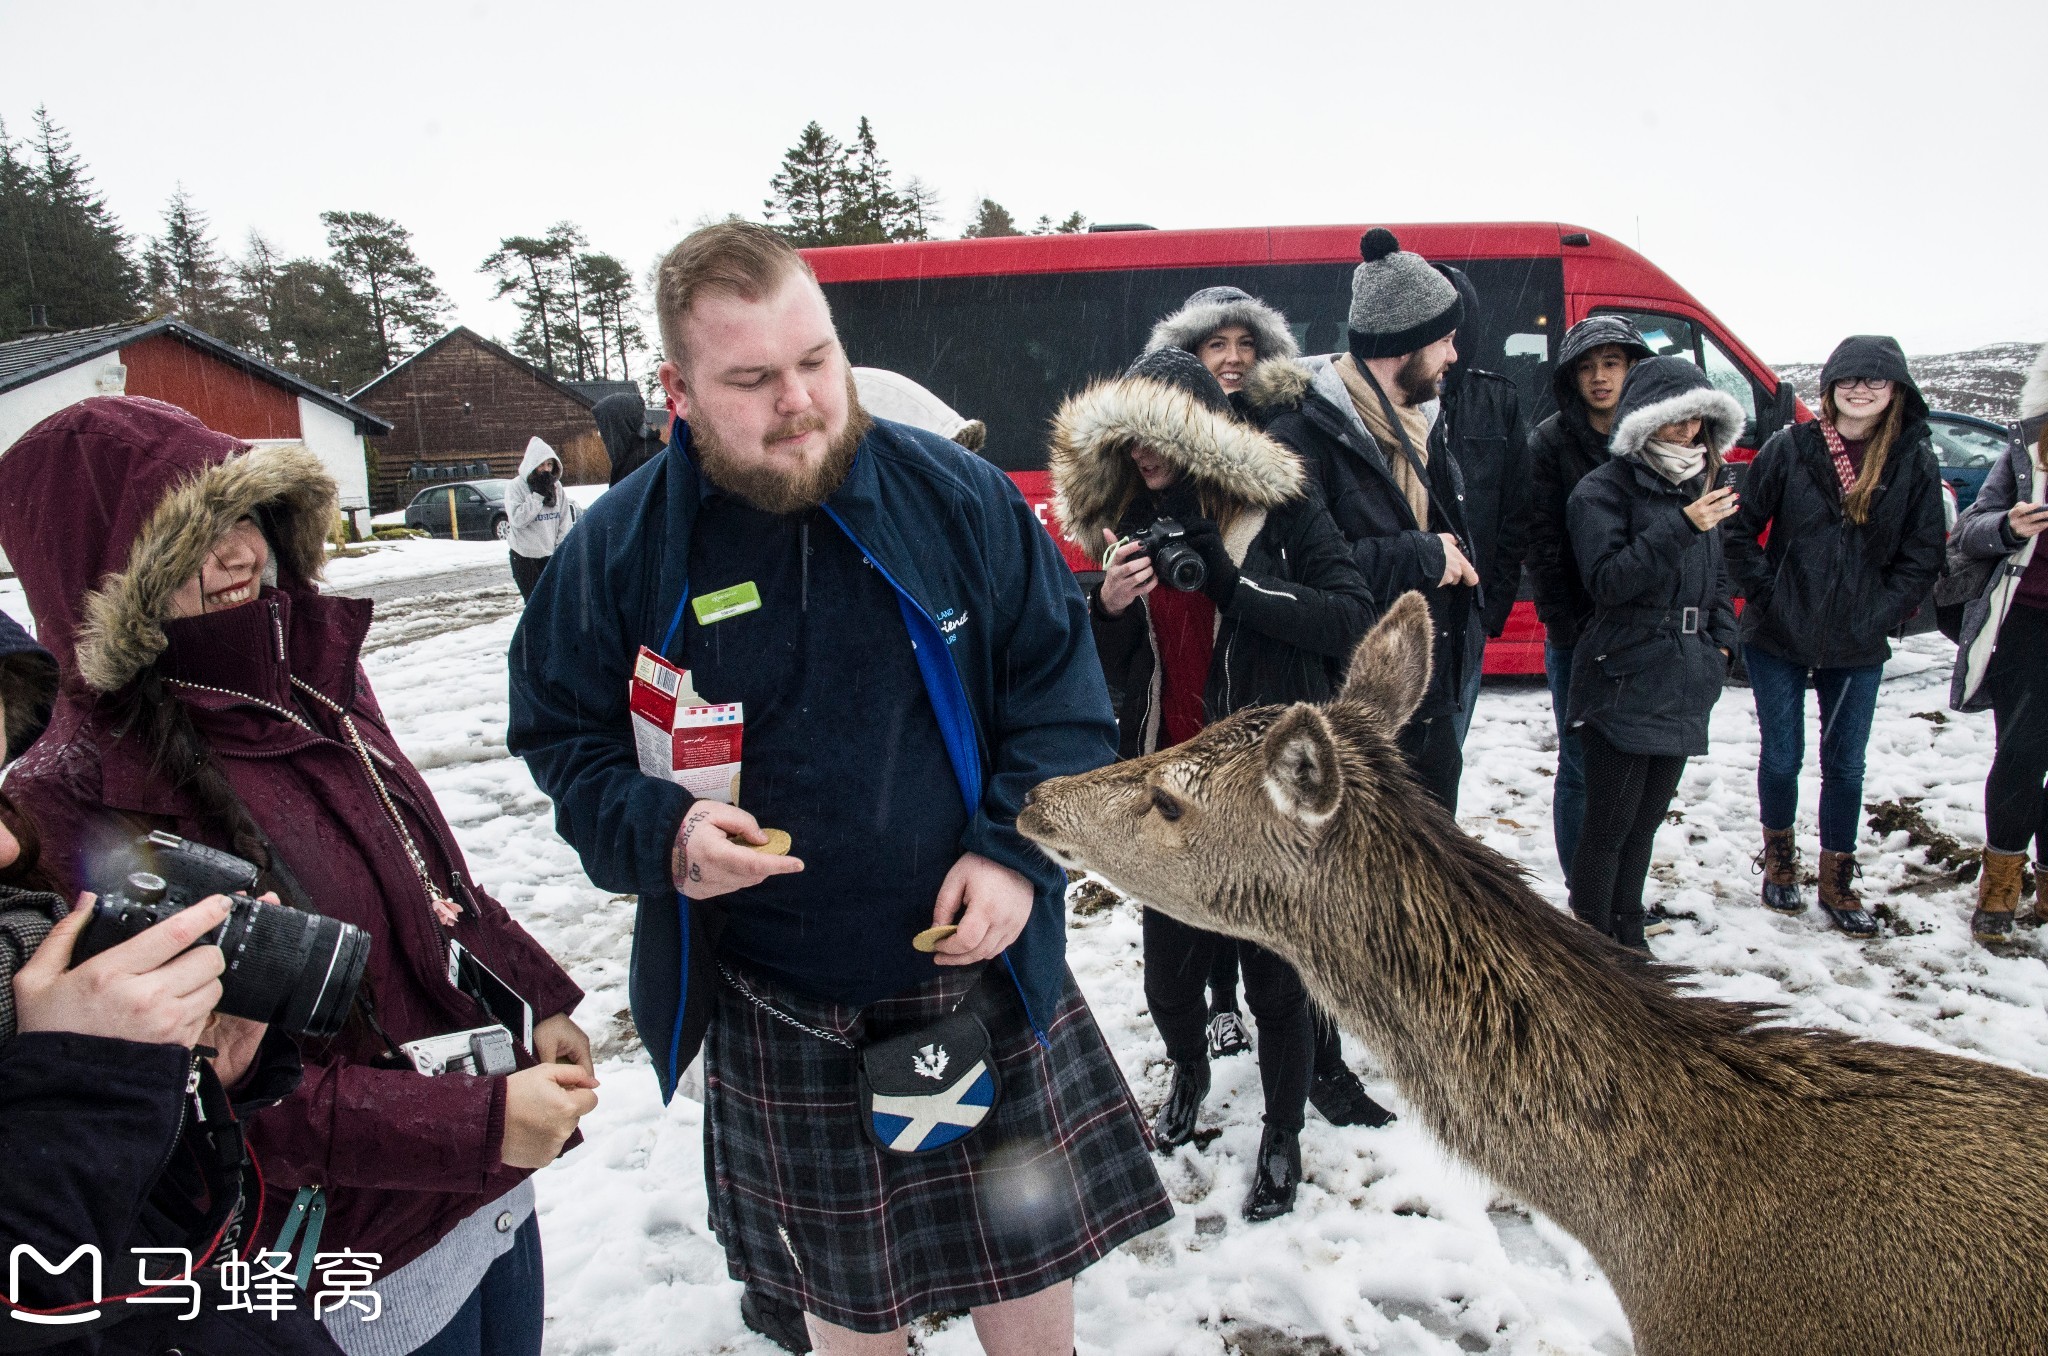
296;397;374;537
0;357;123;453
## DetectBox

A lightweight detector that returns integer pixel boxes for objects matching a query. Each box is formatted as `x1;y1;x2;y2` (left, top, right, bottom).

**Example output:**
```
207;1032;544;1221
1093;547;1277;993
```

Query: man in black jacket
1262;228;1478;810
1434;264;1529;743
1524;316;1651;880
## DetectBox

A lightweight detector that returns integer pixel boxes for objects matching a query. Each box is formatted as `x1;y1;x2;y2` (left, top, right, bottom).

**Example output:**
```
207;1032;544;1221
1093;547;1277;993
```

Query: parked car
403;479;511;540
1925;409;2008;516
802;222;1802;674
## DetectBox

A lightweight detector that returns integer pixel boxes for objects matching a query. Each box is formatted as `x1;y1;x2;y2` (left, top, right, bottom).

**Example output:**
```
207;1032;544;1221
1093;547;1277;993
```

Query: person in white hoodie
507;436;579;600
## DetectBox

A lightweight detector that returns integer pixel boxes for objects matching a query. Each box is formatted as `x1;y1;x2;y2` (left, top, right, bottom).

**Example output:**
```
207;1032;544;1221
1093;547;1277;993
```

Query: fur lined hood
1608;357;1748;464
1239;355;1314;414
2022;341;2048;425
1050;375;1306;553
1145;286;1300;365
0;397;337;694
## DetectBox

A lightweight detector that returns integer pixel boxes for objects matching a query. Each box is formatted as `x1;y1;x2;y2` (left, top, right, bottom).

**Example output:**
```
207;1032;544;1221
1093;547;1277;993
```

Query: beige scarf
1336;353;1433;527
1639;437;1707;485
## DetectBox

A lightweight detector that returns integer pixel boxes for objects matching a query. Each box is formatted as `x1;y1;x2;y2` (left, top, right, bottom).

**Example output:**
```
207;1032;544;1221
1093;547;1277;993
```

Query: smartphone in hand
1715;464;1740;494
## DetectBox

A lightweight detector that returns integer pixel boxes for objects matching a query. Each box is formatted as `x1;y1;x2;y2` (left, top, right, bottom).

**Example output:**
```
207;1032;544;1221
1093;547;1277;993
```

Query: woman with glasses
1726;337;1946;936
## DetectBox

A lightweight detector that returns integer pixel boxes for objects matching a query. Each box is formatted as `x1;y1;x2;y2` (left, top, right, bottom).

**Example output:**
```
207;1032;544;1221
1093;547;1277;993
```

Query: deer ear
1340;591;1433;729
1263;703;1343;826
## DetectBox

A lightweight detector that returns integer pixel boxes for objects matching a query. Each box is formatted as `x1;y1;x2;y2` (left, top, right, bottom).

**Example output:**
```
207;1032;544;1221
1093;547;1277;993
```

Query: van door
1584;306;1794;462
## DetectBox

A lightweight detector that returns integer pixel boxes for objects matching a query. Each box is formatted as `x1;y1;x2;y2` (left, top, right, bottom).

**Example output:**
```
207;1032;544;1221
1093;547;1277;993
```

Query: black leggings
1143;908;1311;1132
1569;725;1688;943
1206;942;1240;1014
1987;604;2048;858
509;551;549;600
1397;712;1463;813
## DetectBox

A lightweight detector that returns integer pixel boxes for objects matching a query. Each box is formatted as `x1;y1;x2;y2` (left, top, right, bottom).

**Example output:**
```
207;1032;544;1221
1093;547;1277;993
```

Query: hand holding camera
15;893;233;1048
527;464;559;507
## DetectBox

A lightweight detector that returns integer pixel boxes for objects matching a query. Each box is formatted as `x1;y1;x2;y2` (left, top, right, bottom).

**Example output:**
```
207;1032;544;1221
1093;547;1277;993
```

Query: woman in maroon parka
0;397;593;1356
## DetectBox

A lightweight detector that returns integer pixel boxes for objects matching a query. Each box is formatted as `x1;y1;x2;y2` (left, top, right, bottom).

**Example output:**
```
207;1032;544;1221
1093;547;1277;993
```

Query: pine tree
0;109;141;339
834;116;904;246
895;177;943;242
763;122;847;247
143;186;246;338
480;228;578;376
235;231;381;391
320;210;449;372
571;251;645;382
960;199;1022;239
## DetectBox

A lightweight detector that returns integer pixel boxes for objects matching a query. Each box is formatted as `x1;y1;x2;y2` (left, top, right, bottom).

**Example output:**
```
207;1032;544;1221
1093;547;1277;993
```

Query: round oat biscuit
911;924;959;954
750;828;792;857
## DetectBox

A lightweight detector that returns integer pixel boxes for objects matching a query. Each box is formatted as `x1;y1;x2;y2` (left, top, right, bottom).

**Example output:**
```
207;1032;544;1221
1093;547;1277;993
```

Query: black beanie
1123;346;1231;415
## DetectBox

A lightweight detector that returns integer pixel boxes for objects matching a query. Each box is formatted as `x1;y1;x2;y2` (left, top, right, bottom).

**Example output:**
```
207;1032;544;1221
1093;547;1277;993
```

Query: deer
1016;592;2048;1356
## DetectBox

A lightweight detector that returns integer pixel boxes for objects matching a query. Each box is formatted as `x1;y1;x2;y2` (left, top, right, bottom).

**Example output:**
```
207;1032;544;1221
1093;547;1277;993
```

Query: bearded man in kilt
508;221;1171;1354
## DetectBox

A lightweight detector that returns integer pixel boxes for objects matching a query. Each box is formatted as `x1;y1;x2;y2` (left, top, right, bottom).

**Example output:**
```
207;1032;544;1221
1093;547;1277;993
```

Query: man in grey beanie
1261;227;1482;809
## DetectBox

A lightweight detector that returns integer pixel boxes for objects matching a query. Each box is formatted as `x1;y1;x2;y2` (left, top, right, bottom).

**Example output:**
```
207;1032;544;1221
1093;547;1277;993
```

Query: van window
823;257;1564;471
1595;308;1763;445
1700;333;1759;443
1929;419;2006;470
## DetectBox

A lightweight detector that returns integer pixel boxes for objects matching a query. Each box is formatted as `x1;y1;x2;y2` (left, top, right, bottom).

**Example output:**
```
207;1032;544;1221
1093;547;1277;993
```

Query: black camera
1106;517;1207;592
74;831;370;1040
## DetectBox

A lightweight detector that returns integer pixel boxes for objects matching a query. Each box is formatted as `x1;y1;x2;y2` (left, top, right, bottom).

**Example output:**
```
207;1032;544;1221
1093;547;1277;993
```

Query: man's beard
695;380;871;515
1395;349;1445;406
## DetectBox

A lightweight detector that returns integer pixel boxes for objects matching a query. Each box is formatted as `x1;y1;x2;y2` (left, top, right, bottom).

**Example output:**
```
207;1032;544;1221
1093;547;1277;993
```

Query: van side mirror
1757;379;1798;443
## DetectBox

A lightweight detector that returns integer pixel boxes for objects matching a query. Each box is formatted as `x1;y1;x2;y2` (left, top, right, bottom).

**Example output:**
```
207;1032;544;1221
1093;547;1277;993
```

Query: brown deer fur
1017;592;2048;1356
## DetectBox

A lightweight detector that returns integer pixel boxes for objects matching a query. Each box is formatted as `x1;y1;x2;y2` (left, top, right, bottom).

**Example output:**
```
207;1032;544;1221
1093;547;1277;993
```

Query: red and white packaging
629;646;744;803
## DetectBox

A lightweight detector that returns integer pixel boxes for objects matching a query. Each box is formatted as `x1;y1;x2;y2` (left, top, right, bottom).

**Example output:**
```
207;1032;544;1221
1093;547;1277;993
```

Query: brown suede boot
1972;849;2026;944
1816;849;1877;939
1756;828;1804;914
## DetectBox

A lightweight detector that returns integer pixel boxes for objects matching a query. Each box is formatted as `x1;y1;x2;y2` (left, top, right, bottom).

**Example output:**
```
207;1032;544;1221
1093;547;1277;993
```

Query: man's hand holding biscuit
672;801;804;899
928;852;1034;966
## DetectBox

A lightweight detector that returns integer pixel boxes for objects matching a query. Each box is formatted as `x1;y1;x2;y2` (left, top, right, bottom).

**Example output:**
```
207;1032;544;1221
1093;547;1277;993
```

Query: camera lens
213;895;370;1040
1154;542;1208;592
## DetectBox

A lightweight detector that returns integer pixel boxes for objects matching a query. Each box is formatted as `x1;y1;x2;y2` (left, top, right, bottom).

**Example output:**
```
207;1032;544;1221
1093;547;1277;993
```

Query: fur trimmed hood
1050;375;1306;553
2022;341;2048;425
0;397;337;694
1238;355;1314;414
1607;357;1748;464
1145;286;1300;365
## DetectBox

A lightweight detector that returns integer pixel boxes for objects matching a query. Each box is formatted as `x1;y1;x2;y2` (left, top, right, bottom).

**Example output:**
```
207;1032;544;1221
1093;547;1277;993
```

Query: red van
803;223;1801;674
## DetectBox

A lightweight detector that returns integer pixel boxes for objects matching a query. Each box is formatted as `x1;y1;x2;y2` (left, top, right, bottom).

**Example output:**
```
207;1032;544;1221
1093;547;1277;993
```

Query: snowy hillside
1776;341;2040;420
341;566;2045;1356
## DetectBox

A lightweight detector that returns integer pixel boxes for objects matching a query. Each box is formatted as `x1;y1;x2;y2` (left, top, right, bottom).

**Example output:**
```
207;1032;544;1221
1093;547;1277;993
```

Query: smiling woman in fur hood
1144;285;1302;425
1049;345;1377;1222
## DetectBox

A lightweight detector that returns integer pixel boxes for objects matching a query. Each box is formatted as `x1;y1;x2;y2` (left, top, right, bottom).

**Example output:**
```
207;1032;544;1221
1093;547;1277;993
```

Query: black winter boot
1755;827;1805;914
1308;1065;1396;1128
1151;1058;1210;1150
1241;1124;1302;1221
740;1285;812;1354
1610;908;1651;955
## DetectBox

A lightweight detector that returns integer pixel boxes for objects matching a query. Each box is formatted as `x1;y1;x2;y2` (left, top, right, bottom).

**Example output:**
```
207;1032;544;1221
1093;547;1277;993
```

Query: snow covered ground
307;596;2048;1353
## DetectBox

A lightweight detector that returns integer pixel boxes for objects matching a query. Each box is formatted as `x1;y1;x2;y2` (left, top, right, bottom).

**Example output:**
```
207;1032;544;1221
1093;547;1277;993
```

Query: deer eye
1150;789;1183;822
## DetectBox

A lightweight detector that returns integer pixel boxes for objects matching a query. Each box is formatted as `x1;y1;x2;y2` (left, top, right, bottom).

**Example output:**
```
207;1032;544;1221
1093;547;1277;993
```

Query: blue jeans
411;1216;545;1356
1743;645;1884;852
1545;642;1586;880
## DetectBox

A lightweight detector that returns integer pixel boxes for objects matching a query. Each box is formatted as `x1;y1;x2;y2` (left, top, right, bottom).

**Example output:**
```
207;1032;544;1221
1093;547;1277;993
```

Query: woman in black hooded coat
1564;358;1744;950
1725;336;1945;937
1050;348;1380;1222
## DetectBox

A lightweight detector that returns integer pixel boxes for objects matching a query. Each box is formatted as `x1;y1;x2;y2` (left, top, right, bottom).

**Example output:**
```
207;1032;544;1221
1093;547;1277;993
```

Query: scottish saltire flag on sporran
859;1010;1002;1155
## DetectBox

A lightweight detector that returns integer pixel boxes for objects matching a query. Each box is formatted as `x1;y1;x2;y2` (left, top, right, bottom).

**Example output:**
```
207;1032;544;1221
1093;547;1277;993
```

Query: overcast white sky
3;0;2042;367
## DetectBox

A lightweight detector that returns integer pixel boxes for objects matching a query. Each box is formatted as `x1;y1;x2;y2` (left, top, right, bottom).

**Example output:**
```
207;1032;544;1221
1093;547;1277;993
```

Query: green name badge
692;581;763;626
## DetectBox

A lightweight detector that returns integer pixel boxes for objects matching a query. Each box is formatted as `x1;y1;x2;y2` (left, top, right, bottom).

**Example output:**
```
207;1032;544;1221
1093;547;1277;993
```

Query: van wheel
492;515;510;541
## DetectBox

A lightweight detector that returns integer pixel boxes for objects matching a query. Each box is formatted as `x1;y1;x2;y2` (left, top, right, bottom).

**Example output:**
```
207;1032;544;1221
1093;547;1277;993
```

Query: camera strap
1357;363;1437;509
245;819;411;1068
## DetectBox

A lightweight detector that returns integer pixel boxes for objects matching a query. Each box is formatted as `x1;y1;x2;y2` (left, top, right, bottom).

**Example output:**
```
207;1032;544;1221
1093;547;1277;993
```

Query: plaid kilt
703;959;1172;1333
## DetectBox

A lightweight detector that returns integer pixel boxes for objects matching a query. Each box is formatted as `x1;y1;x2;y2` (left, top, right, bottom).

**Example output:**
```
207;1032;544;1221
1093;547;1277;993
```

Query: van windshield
823;258;1565;472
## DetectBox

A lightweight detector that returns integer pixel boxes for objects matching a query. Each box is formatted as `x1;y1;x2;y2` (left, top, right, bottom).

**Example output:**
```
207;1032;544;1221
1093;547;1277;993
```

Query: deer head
1018;592;1435;950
